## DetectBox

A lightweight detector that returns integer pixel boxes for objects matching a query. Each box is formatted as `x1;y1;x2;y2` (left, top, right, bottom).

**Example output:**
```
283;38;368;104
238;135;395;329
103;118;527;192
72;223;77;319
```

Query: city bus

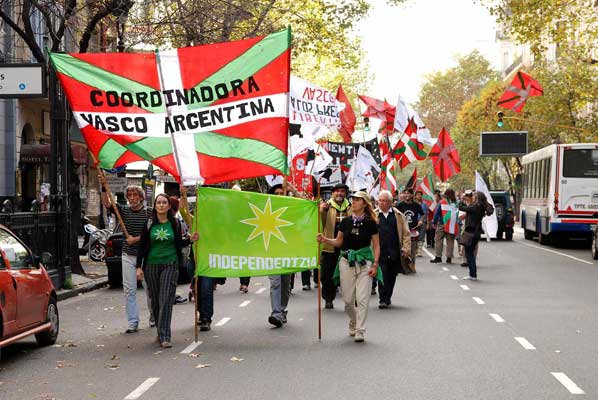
520;143;598;245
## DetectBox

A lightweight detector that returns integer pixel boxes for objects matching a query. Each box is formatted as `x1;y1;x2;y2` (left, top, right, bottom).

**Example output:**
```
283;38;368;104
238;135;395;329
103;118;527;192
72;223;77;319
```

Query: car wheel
496;230;504;240
592;239;598;260
89;244;106;262
539;232;551;245
35;297;59;346
524;229;534;240
505;230;513;241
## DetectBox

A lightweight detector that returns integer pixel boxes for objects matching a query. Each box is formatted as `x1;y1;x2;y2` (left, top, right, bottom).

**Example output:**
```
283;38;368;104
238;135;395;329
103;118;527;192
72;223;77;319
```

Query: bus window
563;149;598;178
545;158;551;197
523;165;529;198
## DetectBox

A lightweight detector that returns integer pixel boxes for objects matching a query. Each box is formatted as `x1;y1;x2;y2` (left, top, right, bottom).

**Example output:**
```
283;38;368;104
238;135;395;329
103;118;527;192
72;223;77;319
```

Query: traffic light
363;117;370;132
496;111;504;128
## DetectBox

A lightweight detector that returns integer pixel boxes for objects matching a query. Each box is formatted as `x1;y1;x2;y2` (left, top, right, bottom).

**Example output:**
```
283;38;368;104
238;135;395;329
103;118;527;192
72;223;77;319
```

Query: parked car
0;224;59;358
105;224;191;289
490;191;515;241
592;225;598;260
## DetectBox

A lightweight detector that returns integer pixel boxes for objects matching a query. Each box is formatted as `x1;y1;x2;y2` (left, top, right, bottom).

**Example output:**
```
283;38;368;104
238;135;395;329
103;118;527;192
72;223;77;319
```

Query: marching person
396;188;424;272
375;191;410;308
319;183;352;309
99;182;154;333
317;191;380;343
136;193;198;348
458;191;493;281
267;184;292;327
430;189;458;264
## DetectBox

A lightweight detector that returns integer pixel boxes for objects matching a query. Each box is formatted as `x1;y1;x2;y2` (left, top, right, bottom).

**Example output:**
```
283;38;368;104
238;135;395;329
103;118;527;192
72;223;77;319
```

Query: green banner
193;187;318;277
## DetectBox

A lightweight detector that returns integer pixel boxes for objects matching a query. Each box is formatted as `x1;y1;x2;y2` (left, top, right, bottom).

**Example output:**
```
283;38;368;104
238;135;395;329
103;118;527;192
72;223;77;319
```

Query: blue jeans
269;274;291;320
464;234;481;278
122;253;153;328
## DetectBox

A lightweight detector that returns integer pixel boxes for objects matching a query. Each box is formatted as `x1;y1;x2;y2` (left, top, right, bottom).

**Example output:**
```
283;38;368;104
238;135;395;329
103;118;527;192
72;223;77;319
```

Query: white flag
393;94;436;146
475;171;498;239
345;146;380;191
305;144;333;177
289;75;343;130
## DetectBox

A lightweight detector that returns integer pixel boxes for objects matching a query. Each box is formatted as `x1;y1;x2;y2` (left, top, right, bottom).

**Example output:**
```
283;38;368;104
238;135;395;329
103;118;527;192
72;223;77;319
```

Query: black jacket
458;202;485;234
136;216;190;268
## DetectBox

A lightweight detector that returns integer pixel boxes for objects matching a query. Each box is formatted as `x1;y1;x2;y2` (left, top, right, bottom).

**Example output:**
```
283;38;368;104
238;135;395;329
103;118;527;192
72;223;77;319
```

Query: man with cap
319;183;352;309
267;184;292;327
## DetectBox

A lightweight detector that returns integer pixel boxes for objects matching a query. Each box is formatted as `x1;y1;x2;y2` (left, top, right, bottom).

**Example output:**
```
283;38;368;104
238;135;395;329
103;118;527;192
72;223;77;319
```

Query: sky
357;0;501;105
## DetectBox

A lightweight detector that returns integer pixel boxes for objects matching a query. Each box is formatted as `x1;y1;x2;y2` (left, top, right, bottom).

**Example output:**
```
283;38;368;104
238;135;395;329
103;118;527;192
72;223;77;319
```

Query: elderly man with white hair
375;190;411;308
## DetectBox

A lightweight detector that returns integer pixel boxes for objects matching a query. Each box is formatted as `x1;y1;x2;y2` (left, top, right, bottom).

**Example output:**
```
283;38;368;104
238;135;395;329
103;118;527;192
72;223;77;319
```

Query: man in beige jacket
376;190;411;308
319;183;352;309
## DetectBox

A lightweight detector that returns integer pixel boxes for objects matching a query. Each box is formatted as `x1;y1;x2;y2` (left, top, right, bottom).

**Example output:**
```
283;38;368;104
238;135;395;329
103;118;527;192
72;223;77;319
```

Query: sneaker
149;320;156;328
199;319;211;331
430;257;441;263
446;258;452;264
302;285;311;291
239;285;248;293
160;341;172;348
378;302;389;309
354;331;365;342
174;294;187;304
268;315;283;328
348;321;356;337
416;251;422;257
460;262;468;267
325;301;334;309
125;327;138;334
462;276;478;281
281;313;288;324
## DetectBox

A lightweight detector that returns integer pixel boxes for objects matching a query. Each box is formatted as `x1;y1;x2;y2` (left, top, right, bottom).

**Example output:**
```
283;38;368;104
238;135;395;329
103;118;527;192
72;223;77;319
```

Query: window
563;149;598;178
0;230;33;270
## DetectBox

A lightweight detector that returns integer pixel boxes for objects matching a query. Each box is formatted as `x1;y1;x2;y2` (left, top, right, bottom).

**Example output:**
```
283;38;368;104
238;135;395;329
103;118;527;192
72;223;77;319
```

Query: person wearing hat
267;183;292;327
318;183;352;309
317;191;380;342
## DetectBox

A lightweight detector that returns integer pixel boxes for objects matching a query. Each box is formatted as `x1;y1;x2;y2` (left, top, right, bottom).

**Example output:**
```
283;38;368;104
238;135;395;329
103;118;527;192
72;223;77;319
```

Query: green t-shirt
147;221;178;264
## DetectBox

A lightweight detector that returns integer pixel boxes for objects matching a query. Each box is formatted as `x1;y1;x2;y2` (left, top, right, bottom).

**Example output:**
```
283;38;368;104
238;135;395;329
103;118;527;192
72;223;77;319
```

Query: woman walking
458;191;493;281
317;191;380;343
136;193;198;348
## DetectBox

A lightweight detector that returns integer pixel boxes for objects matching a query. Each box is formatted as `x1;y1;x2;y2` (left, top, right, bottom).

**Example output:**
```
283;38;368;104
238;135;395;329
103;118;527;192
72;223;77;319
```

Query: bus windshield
562;148;598;178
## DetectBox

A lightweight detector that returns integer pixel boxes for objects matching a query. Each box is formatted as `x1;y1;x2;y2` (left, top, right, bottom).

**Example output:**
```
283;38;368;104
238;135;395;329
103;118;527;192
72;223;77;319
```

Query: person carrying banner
267;184;293;327
319;183;352;309
430;189;458;264
375;191;410;309
317;191;380;342
396;188;424;272
136;193;198;348
99;182;154;333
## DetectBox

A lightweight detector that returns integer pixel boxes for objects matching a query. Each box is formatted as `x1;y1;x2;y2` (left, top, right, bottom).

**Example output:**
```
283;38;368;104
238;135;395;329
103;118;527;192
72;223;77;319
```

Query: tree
416;51;500;136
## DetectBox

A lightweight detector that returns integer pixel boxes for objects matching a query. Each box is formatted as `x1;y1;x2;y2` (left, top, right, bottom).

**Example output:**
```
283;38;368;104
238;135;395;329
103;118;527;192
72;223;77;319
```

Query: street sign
0;63;46;98
480;131;528;157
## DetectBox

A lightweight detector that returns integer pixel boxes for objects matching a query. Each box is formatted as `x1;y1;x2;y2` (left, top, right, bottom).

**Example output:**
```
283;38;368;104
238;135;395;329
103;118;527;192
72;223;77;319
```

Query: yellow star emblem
240;198;293;250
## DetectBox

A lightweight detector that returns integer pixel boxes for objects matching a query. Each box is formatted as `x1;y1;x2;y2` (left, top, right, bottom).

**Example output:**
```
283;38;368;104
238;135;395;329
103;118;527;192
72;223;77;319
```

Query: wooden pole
91;153;129;238
316;181;322;340
194;276;199;342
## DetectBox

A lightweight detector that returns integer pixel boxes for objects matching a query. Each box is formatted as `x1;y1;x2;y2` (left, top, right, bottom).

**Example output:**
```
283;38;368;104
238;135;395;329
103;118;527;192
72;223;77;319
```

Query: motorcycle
81;219;112;262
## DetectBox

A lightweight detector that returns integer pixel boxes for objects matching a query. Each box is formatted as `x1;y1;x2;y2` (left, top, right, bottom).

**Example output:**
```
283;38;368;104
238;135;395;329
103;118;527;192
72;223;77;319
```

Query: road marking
256;288;267;294
516;240;594;265
180;341;202;354
124;378;160;400
514;337;536;350
450;275;458;280
460;284;470;291
489;313;505;323
442;267;449;272
423;247;434;259
214;317;231;327
472;297;485;305
239;300;251;308
551;372;585;394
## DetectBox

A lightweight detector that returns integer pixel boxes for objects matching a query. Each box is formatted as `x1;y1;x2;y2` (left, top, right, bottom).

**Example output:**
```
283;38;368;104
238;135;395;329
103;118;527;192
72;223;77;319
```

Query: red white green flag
416;174;435;209
379;140;397;192
50;29;291;184
392;118;427;169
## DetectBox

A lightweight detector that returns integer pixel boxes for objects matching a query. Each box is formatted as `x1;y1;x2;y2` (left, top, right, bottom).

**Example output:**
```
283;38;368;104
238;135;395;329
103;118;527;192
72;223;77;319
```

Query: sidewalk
56;256;110;301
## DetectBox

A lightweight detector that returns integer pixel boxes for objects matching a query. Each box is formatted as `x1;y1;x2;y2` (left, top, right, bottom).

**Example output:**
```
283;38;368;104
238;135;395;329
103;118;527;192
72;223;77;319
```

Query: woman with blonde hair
317;191;380;343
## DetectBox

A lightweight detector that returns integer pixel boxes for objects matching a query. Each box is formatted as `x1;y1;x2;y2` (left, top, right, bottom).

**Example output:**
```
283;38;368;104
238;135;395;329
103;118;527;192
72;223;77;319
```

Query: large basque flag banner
49;28;291;184
193;187;318;277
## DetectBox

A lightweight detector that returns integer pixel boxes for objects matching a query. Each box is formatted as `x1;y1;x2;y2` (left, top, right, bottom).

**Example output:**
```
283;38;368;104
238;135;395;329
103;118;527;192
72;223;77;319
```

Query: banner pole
91;152;129;239
193;184;200;342
194;276;199;342
316;181;322;340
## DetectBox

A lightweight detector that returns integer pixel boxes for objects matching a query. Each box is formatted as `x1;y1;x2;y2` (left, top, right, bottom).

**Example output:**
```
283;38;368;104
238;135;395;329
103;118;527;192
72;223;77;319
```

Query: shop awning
20;142;88;164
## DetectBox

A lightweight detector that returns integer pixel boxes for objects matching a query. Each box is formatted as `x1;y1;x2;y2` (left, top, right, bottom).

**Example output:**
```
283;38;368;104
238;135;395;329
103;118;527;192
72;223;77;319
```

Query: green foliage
416;51;500;136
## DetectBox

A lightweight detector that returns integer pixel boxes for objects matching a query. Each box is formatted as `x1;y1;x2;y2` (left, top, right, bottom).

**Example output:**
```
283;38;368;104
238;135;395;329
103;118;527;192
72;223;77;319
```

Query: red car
0;224;59;358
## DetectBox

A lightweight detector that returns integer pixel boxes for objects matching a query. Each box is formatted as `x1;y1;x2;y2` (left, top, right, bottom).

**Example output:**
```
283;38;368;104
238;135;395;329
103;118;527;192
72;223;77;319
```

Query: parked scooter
81;218;112;262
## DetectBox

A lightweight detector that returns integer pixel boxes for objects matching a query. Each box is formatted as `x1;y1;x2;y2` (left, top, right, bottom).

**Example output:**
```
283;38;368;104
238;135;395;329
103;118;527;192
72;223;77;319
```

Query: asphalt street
1;231;596;400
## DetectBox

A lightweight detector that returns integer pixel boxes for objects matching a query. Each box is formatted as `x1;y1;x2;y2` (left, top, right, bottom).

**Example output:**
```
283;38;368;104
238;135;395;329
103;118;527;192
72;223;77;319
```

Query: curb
57;277;110;301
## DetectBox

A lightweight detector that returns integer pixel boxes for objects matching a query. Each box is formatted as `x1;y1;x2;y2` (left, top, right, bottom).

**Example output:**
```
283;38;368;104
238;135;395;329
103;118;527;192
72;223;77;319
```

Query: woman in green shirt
136;193;198;348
